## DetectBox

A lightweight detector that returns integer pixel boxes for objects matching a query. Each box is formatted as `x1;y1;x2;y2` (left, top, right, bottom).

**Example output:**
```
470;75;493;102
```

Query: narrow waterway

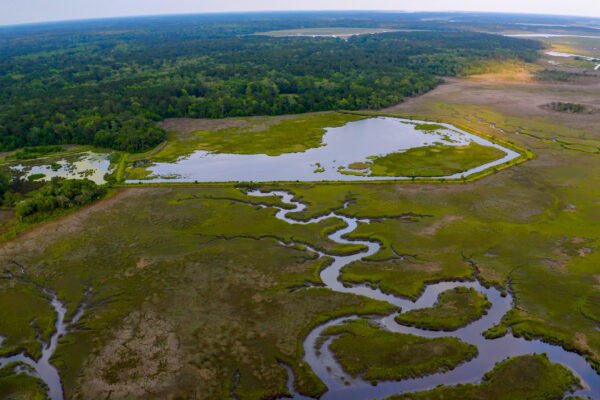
0;291;87;400
246;190;600;400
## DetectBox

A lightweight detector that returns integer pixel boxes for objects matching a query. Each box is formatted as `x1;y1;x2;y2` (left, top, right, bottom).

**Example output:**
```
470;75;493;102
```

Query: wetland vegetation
367;142;507;177
0;10;599;400
545;102;588;113
394;287;491;331
386;354;582;400
153;112;366;161
320;319;478;382
122;115;520;183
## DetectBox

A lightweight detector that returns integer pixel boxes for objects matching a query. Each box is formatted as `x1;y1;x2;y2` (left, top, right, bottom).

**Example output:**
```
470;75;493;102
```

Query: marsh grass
386;354;581;400
394;286;491;331
0;186;396;399
368;142;506;177
321;319;478;382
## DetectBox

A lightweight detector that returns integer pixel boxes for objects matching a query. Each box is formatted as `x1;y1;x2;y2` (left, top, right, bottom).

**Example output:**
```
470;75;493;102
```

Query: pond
545;51;600;70
8;151;113;185
127;117;519;183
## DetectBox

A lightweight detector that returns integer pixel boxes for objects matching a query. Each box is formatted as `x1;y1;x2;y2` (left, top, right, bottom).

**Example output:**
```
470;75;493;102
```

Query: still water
128;118;519;183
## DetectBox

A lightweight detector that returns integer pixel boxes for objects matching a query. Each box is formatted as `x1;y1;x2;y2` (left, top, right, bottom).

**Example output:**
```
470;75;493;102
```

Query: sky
1;0;600;27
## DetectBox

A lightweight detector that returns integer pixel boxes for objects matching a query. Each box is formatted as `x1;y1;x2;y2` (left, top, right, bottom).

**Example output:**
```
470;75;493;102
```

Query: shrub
16;178;106;222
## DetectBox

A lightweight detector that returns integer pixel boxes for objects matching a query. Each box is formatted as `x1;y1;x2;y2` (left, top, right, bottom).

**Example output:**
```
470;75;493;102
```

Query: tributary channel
246;189;599;400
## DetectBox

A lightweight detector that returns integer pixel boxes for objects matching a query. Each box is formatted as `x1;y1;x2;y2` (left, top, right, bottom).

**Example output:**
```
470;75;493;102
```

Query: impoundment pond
127;117;519;183
7;151;113;184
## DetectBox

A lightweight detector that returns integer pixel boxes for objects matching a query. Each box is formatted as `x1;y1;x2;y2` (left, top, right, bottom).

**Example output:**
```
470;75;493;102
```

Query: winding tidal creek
0;286;87;400
1;190;597;400
246;190;600;400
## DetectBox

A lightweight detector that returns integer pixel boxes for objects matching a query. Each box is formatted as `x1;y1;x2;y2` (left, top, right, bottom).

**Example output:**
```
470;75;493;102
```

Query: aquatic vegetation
27;173;46;181
124;115;522;183
0;363;47;400
348;162;369;170
3;151;114;185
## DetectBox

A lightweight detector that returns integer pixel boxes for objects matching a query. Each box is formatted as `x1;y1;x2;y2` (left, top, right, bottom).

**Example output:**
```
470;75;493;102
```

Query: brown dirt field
0;188;157;255
76;310;183;399
158;112;332;135
383;75;600;133
159;117;251;134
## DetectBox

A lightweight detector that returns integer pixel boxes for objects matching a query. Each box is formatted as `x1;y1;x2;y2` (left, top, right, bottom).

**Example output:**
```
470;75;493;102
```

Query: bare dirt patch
158;113;329;135
77;310;183;399
383;75;600;133
419;215;463;236
467;67;536;84
477;265;506;284
159;118;251;135
136;257;152;270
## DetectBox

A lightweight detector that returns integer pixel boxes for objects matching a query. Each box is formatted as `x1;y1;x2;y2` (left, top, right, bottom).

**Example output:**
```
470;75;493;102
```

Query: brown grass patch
77;311;183;399
136;257;151;270
381;74;600;134
348;162;369;170
158;113;321;135
0;188;156;255
477;265;506;284
467;68;536;84
419;215;463;236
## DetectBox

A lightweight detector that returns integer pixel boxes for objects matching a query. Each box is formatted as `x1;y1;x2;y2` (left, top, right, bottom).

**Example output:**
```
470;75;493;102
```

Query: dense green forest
0;13;542;152
15;178;106;222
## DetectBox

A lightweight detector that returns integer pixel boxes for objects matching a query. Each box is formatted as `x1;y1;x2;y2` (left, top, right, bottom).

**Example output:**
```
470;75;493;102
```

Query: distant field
256;27;399;38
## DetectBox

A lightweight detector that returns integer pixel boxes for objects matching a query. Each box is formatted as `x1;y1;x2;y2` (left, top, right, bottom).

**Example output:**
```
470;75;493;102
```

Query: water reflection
247;190;599;400
130;118;519;183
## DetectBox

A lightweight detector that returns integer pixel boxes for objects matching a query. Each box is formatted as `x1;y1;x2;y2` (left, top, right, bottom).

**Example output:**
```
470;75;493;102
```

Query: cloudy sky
1;0;599;26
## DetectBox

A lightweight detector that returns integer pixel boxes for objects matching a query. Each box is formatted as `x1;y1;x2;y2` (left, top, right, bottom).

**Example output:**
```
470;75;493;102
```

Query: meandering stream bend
0;291;86;400
246;190;600;400
0;190;597;400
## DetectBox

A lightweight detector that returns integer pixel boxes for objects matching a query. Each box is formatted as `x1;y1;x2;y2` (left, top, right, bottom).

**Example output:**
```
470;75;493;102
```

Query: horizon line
1;9;600;29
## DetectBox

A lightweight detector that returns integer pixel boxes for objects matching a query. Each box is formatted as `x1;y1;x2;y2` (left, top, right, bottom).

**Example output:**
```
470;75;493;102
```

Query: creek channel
0;282;87;400
246;190;600;400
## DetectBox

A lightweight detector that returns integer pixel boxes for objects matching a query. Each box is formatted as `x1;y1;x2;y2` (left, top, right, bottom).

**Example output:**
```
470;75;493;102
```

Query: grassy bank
368;142;507;178
321;319;477;383
0;186;398;399
386;354;581;400
394;287;491;331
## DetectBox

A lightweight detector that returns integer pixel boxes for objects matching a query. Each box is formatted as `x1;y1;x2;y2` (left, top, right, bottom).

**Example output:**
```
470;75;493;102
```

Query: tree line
0;15;542;153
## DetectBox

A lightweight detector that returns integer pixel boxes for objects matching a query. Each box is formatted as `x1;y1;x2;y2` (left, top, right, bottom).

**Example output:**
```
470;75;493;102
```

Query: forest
0;13;542;152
